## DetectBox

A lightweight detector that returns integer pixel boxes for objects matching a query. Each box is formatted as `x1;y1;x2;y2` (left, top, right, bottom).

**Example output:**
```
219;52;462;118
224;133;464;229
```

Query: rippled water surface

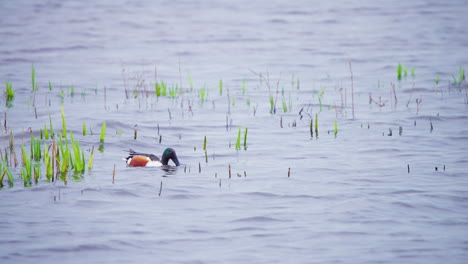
1;0;468;263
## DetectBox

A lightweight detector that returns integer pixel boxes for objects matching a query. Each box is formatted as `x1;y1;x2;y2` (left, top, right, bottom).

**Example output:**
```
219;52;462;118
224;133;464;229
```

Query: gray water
1;0;468;263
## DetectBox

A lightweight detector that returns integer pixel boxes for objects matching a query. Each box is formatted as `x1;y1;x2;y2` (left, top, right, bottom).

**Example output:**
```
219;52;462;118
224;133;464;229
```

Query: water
1;0;468;263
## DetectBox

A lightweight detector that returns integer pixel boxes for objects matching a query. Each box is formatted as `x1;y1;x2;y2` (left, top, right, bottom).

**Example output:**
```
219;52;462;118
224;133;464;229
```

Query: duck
124;148;180;167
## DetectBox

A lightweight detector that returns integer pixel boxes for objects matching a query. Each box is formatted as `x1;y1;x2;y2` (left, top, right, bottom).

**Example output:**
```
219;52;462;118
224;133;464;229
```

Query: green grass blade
235;127;241;150
243;128;248;149
61;105;67;139
314;113;318;136
334;120;338;137
100;122;106;143
219;79;223;95
87;146;94;171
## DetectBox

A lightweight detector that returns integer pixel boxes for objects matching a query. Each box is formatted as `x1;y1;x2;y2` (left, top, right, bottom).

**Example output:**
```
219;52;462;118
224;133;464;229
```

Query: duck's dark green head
161;148;180;166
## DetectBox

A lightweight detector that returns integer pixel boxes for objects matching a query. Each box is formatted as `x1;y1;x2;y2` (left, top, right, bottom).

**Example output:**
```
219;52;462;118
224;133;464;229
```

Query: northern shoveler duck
124;148;180;167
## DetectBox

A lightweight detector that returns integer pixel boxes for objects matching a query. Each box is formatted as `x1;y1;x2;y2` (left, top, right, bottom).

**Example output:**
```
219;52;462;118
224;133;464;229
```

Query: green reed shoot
56;135;70;174
155;81;167;97
82;122;87;136
242;78;246;95
31;64;37;91
203;136;207;151
435;76;440;85
235;127;241;150
48;81;52;91
243;127;248;149
44;143;53;180
334;120;338;137
457;65;465;85
88;146;94;171
246;97;250;106
49;114;55;139
269;94;274;114
33;163;41;183
403;66;408;77
232;97;236;106
155;82;161;96
282;97;287;113
43;124;50;140
21;144;32;184
199;88;207;102
411;67;415;77
30;136;41;162
59;90;65;101
169;85;178;98
397;63;403;80
70;132;85;173
314;113;318;136
5;80;14;101
100;122;106;143
219;79;223;95
61;105;67;138
452;75;457;84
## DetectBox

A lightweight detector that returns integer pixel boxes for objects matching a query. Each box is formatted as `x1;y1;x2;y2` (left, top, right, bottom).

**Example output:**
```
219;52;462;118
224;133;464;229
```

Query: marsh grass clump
70;132;85;173
43;143;53;180
452;65;465;85
0;160;14;188
169;85;180;98
20;145;32;186
155;81;167;97
397;63;403;80
5;81;14;107
30;135;41;162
